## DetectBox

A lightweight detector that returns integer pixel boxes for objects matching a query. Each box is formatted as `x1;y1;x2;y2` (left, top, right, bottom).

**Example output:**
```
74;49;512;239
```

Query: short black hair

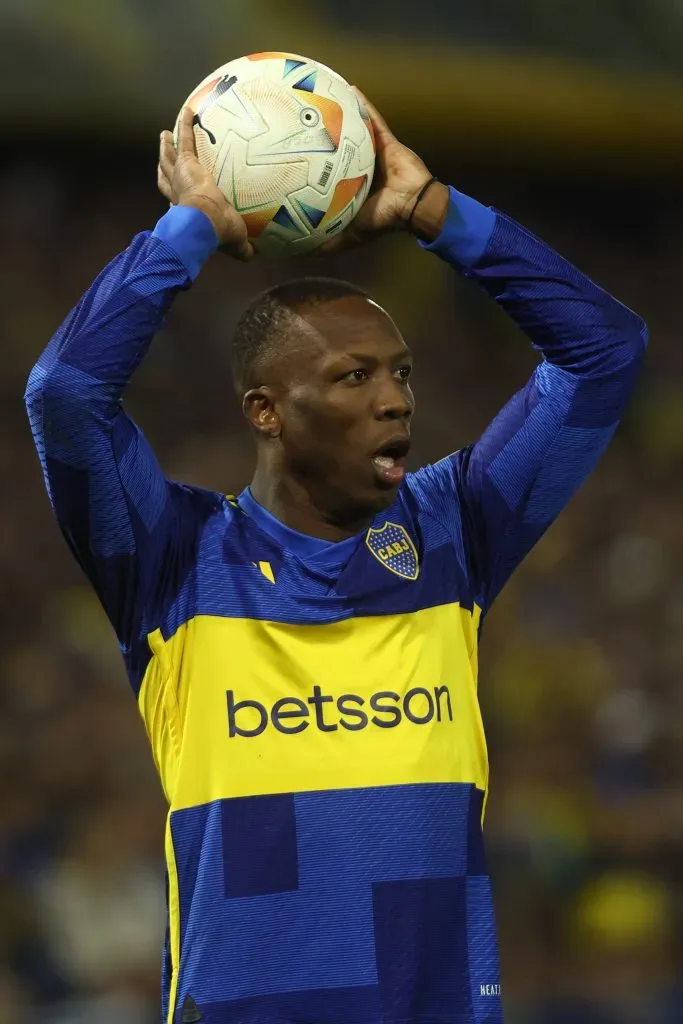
231;277;370;394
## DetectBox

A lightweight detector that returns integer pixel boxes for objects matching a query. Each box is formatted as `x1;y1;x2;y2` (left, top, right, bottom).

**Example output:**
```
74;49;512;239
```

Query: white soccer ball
174;52;376;256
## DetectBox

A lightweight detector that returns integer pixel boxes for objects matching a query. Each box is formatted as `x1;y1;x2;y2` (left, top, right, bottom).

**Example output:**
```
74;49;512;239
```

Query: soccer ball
174;52;376;256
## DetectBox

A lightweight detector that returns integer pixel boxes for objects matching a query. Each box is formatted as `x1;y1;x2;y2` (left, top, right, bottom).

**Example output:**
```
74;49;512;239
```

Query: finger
313;237;344;256
238;240;255;262
176;105;198;156
233;234;255;262
352;87;395;142
220;238;255;262
159;130;177;181
315;227;363;256
157;164;174;202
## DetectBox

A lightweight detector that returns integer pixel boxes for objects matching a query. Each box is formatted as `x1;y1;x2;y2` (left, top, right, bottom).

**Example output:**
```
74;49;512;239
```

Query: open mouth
371;436;411;486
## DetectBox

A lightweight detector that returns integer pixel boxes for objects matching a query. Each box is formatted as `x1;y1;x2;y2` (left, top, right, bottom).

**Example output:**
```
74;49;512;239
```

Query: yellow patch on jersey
138;603;485;813
366;522;419;580
252;560;275;584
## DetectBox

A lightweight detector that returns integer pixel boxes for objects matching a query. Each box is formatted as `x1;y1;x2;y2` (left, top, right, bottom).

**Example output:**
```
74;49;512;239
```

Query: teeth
373;455;395;468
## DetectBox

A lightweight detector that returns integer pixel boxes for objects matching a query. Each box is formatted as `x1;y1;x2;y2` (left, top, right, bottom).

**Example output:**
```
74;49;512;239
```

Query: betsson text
227;684;454;738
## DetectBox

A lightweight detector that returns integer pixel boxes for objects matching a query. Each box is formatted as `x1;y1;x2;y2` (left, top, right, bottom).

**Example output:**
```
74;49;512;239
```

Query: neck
249;464;372;542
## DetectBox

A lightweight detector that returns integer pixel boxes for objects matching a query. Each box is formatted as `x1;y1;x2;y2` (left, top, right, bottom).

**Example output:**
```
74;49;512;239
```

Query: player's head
232;277;414;527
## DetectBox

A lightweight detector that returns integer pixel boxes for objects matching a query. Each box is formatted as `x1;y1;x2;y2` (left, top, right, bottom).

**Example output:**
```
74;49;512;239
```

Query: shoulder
165;480;241;536
405;450;469;513
402;451;474;556
404;450;484;585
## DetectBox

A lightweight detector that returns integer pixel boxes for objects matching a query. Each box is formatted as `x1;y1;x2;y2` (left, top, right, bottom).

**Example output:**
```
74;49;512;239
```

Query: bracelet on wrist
407;176;439;232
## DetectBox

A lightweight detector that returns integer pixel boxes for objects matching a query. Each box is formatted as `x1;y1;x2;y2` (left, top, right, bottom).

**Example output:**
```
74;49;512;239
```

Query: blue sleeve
24;205;218;647
409;187;648;613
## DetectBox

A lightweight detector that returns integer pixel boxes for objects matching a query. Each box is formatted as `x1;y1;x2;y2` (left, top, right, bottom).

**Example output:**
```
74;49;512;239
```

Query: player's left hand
316;89;440;254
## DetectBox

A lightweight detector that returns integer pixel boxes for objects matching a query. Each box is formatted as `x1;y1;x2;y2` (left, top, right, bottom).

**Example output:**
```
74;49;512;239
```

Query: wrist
407;181;450;243
178;195;227;242
153;204;219;280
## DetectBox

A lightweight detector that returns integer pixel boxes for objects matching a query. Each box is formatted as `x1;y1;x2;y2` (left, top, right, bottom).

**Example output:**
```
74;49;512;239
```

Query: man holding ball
26;99;646;1024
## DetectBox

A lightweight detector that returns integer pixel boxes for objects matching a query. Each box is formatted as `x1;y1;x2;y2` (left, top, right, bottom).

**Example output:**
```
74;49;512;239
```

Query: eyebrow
332;348;413;366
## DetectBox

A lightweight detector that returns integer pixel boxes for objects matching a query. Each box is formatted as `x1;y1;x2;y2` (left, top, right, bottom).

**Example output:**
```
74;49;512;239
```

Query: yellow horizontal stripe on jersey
138;602;485;812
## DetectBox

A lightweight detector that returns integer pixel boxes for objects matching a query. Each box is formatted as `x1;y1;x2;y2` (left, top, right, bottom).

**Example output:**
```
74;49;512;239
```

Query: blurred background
2;2;683;1022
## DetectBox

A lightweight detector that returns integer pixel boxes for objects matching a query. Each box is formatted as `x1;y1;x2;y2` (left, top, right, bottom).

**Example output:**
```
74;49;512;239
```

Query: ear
242;387;281;438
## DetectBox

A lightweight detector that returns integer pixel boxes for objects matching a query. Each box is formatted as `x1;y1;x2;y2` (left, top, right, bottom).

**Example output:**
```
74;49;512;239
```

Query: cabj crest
366;522;419;581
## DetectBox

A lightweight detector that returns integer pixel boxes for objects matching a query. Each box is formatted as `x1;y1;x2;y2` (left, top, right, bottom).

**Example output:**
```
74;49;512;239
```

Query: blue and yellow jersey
25;191;647;1024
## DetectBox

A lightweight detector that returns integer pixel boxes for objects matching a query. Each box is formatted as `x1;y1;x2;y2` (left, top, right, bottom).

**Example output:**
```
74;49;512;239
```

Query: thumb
220;237;254;262
352;87;395;142
238;240;255;262
314;225;367;256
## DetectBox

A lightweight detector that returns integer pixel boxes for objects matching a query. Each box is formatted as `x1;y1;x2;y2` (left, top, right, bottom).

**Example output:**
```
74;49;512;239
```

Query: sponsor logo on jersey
366;522;419;580
227;684;453;737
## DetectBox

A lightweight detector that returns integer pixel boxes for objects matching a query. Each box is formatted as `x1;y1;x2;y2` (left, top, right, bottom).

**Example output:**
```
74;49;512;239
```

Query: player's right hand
158;105;254;262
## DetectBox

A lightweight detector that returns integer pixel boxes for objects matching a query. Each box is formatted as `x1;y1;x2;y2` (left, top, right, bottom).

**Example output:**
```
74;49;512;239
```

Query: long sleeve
24;205;218;650
409;187;648;613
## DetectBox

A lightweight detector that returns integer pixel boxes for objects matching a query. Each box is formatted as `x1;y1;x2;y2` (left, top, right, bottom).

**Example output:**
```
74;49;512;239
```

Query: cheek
283;397;365;469
288;394;358;442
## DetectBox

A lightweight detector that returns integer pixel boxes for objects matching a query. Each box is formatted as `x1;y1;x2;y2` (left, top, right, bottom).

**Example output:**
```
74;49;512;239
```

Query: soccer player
25;102;646;1024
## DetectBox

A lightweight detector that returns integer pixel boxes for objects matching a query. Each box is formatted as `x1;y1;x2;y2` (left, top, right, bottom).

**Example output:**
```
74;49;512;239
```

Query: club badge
366;522;419;581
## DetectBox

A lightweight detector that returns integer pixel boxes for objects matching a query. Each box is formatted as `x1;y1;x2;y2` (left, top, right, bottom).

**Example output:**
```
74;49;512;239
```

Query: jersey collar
238;487;363;564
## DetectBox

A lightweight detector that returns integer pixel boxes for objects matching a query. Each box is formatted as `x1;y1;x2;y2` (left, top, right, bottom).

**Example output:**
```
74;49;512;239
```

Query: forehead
294;295;408;365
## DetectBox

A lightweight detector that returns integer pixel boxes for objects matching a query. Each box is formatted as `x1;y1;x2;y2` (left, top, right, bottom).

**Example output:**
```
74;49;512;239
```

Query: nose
374;377;413;421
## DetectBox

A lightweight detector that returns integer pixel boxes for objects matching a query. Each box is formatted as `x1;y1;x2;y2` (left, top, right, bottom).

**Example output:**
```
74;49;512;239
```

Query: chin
364;483;401;516
325;471;403;530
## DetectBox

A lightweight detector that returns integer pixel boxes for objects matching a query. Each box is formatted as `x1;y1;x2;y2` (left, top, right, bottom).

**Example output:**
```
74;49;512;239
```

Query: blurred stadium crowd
1;145;682;1024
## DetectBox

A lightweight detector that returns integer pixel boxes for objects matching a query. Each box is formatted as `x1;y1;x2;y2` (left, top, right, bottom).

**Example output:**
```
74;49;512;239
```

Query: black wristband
408;176;439;231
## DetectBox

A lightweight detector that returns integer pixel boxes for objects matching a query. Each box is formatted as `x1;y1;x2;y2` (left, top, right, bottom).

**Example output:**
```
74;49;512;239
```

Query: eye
395;365;412;381
341;368;369;383
299;106;320;128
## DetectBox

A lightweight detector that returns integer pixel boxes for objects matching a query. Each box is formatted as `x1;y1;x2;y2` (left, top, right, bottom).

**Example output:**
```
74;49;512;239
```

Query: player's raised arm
415;187;646;610
326;93;647;612
24;108;251;642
